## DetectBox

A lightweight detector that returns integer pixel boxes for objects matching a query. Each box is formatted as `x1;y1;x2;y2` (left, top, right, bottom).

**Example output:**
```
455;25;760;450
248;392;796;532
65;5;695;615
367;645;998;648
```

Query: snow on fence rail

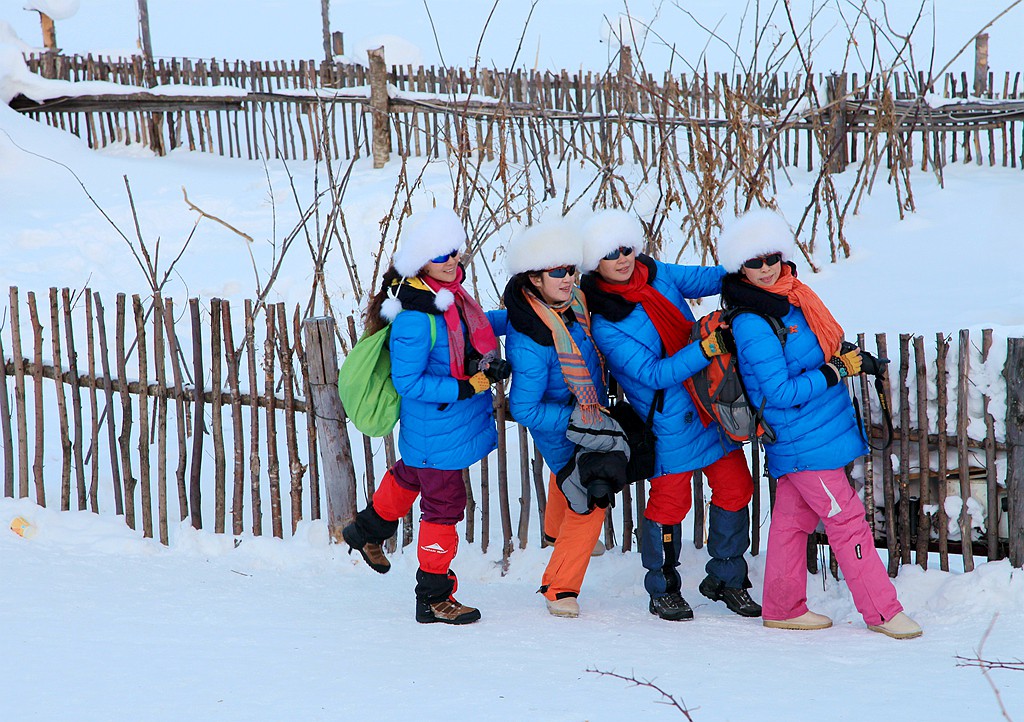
1;287;1023;573
12;52;1024;171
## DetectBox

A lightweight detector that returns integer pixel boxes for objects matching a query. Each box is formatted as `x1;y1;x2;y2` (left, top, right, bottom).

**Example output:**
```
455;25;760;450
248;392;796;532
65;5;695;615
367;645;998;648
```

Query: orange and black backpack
686;308;787;444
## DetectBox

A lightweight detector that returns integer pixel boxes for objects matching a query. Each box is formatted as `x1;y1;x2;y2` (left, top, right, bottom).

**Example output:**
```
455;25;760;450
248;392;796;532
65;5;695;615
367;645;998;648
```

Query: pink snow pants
762;468;903;626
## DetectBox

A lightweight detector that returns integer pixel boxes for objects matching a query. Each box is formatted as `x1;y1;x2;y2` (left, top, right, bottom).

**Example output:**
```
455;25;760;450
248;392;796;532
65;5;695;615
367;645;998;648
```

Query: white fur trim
381;295;403;321
392;208;468;278
717;209;799;272
504;218;583;275
580;209;646;272
433;288;455;311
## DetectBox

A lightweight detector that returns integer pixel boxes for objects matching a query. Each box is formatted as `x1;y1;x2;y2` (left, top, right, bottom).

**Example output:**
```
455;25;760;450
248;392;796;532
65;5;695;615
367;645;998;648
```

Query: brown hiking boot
342;522;391;574
416;597;482;625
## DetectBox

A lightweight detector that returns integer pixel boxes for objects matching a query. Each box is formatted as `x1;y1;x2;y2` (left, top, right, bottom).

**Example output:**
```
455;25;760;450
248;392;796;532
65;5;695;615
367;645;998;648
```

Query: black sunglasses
742;253;782;270
429;249;460;264
602;246;635;262
544;265;577;278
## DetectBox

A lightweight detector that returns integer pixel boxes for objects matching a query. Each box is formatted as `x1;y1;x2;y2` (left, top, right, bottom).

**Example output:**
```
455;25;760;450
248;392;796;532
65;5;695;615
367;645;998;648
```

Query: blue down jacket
390;304;506;471
582;256;737;476
724;273;867;477
504;282;608;474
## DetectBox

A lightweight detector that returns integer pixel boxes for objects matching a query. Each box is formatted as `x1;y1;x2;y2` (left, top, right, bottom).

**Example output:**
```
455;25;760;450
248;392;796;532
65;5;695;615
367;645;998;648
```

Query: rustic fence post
1006;337;1024;567
825;72;849;173
367;46;391;169
974;34;989;98
302;317;357;541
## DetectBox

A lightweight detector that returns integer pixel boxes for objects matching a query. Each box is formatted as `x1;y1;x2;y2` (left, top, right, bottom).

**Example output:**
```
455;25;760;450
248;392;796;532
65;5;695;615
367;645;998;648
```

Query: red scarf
745;264;844;360
421;267;498;379
594;261;693;353
595;261;711;424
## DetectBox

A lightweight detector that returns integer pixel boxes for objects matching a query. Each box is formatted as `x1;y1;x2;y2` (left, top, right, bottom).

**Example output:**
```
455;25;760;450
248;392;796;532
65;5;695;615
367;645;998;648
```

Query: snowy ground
2;494;1023;721
3;2;1024;721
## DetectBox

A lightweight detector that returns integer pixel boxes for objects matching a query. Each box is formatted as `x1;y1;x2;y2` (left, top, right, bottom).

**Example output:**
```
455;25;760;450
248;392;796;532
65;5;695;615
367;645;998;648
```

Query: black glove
586;477;615;510
819;363;841;388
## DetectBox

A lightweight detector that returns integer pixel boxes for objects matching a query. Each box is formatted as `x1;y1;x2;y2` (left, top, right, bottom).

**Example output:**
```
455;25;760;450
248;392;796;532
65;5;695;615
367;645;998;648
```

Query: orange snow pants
540;473;606;600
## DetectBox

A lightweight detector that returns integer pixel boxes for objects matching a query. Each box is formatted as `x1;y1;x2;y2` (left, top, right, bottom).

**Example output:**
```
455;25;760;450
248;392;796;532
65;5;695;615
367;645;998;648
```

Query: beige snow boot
591;539;606;557
545;597;580;618
763;610;833;631
868;612;922;639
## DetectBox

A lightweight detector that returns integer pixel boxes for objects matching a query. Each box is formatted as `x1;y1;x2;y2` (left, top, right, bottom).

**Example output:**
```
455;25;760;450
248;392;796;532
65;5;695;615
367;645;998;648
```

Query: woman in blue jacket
504;219;610;618
343;208;506;626
718;208;920;639
580;209;761;621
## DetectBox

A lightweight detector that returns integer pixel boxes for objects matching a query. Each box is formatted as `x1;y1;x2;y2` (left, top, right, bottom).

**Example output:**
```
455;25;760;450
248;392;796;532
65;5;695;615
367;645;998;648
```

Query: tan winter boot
763;610;833;630
591;539;606;557
868;612;922;639
545;597;580;618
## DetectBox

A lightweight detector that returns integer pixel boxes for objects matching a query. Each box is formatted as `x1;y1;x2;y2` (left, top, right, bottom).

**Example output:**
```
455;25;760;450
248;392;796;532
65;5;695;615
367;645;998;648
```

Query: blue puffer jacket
582;257;737;476
730;299;867;478
505;288;607;474
389;307;505;470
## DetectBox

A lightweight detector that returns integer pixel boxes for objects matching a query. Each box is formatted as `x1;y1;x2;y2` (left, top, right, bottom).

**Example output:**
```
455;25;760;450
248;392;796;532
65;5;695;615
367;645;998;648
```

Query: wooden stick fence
12;54;1024;172
1;288;1022;573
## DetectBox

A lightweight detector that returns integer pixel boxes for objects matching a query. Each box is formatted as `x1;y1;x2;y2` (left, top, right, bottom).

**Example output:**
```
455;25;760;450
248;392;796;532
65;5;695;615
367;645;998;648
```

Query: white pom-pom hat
717;209;799;272
580;209;646;272
505;217;583;276
392;207;468;278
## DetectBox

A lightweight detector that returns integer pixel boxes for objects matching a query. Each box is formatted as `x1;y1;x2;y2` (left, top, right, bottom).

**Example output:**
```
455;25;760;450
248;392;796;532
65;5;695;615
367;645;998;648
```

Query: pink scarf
421;266;498;379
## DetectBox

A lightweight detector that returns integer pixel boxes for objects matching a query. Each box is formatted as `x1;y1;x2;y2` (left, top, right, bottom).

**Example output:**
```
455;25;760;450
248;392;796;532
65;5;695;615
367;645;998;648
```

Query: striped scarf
523;287;604;424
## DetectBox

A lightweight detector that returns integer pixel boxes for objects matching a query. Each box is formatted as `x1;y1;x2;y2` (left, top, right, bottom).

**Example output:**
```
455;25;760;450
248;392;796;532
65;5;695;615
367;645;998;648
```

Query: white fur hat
505;218;583;275
717;209;799;272
392;207;468;278
580;209;646;272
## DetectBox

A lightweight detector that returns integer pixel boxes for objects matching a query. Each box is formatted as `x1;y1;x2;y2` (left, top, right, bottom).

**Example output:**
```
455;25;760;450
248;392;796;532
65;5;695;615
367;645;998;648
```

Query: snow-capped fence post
1005;337;1024;568
303;317;357;542
367;46;391;169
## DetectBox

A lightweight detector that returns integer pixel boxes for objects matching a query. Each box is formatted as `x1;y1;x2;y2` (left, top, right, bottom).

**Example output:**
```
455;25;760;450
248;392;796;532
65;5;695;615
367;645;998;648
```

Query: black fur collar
580;254;658;322
503;275;576;347
720;262;795;318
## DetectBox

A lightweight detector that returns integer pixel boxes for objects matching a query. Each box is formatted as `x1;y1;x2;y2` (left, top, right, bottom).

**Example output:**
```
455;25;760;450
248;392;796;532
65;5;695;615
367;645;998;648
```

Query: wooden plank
49;289;72;511
188;298;205;530
245;300;262;534
153;295;169;544
897;334;912;565
9;288;29;498
93;293;123;515
495;380;513;571
981;329;999;561
913;335;931;567
1006;337;1024;567
222;300;245;534
61;289;87;511
936;333;950;570
133;295;153;538
161;298;190;521
302;316;358;542
115;293;134;525
956;329;975;571
517;423;531;549
83;292;100;512
0;317;12;497
876;333;898;576
210;298;226;534
277;304;304;535
265;310;282;538
294;308;319;521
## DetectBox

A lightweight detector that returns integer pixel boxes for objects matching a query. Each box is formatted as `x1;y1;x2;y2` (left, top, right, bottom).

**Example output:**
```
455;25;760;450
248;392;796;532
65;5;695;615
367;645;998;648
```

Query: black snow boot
414;570;481;625
649;591;694;621
342;504;398;574
699;574;762;618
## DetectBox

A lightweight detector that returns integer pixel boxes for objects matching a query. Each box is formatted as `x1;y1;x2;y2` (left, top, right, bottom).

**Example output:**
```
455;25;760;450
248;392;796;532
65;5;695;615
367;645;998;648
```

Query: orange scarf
751;265;844;359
